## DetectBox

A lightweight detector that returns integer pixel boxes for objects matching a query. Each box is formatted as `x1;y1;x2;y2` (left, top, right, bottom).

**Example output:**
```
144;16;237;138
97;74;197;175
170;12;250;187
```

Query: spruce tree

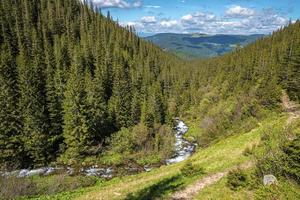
0;43;21;169
61;49;91;163
18;29;49;166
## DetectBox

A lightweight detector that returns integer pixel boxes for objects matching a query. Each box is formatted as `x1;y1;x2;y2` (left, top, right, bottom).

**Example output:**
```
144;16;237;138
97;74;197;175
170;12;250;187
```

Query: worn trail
171;161;253;200
171;92;300;200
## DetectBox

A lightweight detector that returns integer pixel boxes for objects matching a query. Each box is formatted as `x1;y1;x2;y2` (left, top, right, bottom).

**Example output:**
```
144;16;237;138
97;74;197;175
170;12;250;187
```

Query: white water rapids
1;120;195;178
165;120;195;165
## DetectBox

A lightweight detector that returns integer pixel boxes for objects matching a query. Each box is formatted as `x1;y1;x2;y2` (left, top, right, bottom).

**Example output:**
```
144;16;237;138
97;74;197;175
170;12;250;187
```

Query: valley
0;0;300;200
144;33;264;59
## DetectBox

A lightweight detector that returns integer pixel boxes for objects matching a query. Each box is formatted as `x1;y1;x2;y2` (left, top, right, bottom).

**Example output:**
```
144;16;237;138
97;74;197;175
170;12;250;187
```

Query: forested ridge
0;0;300;172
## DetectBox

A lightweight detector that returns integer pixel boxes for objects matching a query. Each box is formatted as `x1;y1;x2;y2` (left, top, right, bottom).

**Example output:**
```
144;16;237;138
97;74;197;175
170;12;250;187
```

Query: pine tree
287;36;300;101
0;43;22;169
44;35;64;160
61;49;91;163
18;29;49;166
110;55;132;128
85;65;109;143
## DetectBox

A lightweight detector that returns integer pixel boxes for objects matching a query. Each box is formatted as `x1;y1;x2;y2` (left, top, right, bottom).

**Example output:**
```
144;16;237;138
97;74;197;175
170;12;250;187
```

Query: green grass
0;175;97;200
27;115;287;200
196;173;300;200
21;116;296;200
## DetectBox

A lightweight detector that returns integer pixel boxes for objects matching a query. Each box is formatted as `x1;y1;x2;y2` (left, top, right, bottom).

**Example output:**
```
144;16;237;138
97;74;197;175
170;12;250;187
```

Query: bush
0;175;96;199
226;169;248;190
282;135;300;183
254;180;300;200
40;174;96;195
180;163;205;177
0;176;36;199
243;144;257;156
103;123;175;166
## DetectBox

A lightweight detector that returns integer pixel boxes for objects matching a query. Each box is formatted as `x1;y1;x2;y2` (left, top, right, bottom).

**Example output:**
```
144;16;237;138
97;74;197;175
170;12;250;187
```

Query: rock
67;167;75;175
27;168;47;177
84;168;105;176
44;167;57;176
18;168;47;177
144;166;152;172
263;174;277;185
18;169;30;177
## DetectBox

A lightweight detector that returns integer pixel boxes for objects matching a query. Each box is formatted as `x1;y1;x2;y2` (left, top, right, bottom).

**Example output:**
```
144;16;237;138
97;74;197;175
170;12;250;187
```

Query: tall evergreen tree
61;49;91;163
0;43;21;169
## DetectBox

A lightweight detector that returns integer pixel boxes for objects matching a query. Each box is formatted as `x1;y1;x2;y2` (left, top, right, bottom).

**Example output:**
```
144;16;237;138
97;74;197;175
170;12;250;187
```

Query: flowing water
1;120;195;178
166;120;196;165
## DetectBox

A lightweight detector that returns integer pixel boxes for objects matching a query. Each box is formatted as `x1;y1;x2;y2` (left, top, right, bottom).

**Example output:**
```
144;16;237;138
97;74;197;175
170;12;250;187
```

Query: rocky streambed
1;120;195;179
166;120;196;165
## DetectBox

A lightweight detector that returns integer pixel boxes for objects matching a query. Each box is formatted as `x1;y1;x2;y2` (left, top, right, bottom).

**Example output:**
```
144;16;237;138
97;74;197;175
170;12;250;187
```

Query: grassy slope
196;171;300;200
27;115;288;200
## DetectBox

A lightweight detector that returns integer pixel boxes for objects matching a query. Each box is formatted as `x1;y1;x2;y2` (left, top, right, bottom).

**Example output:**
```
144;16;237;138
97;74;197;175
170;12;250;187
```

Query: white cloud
132;1;142;8
141;16;157;23
121;5;289;34
160;20;178;27
89;0;142;8
226;5;256;18
181;14;193;21
144;5;161;9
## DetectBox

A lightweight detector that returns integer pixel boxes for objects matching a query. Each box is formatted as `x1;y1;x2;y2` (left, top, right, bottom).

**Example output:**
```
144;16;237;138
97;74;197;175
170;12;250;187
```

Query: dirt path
171;161;253;200
281;92;300;125
171;92;300;200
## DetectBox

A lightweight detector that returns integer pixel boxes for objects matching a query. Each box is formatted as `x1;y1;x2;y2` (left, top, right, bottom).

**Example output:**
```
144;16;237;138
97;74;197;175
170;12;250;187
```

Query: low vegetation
100;123;175;166
1;0;300;199
0;174;96;200
226;169;249;191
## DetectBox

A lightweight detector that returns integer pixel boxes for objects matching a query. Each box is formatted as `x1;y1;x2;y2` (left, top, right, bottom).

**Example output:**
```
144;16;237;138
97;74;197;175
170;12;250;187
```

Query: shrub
0;174;97;199
154;124;175;159
0;176;36;199
282;135;300;183
243;144;257;156
40;174;96;195
181;163;205;177
226;169;248;190
103;123;175;166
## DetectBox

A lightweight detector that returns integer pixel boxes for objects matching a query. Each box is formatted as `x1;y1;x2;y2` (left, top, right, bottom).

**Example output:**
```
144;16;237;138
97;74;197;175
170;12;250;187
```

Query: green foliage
0;43;22;169
0;175;96;200
255;120;286;178
226;169;249;191
282;134;300;183
243;144;257;157
255;116;300;185
145;33;264;59
180;163;205;177
254;180;300;200
0;0;300;171
104;123;175;166
60;51;91;164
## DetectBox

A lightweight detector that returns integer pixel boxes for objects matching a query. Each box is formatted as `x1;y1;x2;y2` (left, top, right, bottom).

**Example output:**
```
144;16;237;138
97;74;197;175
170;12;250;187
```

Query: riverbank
0;120;195;180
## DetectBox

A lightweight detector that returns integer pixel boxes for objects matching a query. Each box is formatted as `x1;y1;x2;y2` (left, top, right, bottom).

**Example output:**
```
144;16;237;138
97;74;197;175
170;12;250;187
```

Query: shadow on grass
125;174;184;200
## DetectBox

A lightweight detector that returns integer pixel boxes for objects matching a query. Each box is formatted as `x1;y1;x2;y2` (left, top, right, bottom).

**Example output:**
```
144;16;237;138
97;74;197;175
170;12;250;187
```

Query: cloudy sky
89;0;300;35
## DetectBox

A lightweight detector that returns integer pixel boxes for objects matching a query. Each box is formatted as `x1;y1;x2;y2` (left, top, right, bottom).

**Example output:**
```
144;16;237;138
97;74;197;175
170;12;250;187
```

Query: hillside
0;0;300;199
144;33;264;59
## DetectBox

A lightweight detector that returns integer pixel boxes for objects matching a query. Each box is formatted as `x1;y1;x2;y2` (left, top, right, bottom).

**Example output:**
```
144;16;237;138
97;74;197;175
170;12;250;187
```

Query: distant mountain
144;33;265;59
137;32;156;37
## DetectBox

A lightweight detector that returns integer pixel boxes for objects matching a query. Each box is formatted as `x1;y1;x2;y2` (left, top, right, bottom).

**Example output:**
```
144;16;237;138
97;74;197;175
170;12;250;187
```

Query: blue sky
89;0;300;35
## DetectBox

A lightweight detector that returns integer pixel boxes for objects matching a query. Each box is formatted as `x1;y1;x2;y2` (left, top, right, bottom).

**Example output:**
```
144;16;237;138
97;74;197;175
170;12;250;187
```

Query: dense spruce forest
0;0;300;175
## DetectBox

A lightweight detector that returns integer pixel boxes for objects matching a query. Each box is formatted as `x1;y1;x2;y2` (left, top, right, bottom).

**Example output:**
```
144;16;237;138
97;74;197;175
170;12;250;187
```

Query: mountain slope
144;33;264;59
1;0;300;199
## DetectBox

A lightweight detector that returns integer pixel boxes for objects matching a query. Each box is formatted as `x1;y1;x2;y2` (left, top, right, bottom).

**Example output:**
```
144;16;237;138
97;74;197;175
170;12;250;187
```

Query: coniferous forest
1;0;300;199
1;0;300;168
